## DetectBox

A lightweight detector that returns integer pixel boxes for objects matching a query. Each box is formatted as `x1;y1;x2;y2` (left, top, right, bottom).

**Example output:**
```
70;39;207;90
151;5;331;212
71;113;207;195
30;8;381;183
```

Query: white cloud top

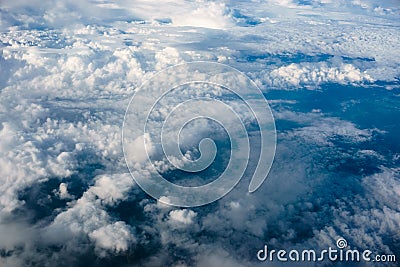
0;0;399;266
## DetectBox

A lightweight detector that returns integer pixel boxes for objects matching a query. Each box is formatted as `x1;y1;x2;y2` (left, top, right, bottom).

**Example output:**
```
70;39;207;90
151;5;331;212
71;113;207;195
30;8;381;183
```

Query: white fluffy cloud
55;182;73;199
89;221;136;256
45;173;135;256
169;209;197;225
0;0;233;30
267;62;373;89
0;0;399;266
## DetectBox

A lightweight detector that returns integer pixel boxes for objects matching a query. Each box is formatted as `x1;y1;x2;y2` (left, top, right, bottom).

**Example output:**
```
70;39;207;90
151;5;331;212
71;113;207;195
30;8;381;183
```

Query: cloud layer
0;0;399;266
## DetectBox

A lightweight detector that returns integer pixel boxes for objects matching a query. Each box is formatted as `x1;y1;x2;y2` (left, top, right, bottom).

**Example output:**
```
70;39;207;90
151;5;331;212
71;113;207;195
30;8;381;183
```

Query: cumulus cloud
89;221;136;256
0;0;233;30
309;167;400;256
55;182;73;199
266;62;374;89
89;173;135;206
44;173;136;257
0;0;399;266
168;209;197;225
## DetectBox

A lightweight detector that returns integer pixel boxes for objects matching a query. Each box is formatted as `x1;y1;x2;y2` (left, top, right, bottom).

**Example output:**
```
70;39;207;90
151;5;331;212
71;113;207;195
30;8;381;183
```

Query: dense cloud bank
0;0;399;266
